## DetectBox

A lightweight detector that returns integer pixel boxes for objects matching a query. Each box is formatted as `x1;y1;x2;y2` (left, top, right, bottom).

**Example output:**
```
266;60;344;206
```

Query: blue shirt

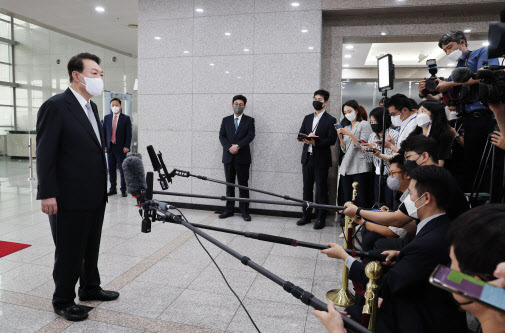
449;47;499;113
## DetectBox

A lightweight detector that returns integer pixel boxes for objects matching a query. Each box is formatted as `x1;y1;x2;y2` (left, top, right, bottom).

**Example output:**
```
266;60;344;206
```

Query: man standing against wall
36;53;119;322
218;95;255;221
297;89;337;229
102;98;132;197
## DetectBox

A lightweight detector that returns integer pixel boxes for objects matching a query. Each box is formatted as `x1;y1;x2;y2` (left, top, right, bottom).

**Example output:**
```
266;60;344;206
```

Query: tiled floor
0;157;346;333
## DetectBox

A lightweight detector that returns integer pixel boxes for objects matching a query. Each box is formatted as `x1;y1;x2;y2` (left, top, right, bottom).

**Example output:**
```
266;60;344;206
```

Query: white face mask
402;192;427;219
111;106;121;114
447;45;463;62
345;112;357;122
416;113;431;128
79;73;104;96
449;111;458;120
391;114;402;127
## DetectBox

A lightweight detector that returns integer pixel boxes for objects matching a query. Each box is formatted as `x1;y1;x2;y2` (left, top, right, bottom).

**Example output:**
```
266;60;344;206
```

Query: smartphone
335;123;343;130
363;147;380;153
429;265;505;314
358;140;367;145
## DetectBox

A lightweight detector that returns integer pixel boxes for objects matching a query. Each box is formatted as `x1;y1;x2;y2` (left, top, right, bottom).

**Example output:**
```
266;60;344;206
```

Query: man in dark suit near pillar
102;98;132;197
36;53;119;322
297;89;337;229
218;95;255;221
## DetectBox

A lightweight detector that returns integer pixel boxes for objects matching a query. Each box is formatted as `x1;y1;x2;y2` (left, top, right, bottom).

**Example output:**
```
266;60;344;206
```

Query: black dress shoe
296;217;311;226
218;211;234;219
79;289;120;302
53;304;88;321
121;191;127;197
242;214;251;222
313;220;326;230
107;189;117;196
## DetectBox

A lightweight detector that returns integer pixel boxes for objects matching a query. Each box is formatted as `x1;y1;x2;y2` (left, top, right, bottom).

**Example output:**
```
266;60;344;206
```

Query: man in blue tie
218;95;255;221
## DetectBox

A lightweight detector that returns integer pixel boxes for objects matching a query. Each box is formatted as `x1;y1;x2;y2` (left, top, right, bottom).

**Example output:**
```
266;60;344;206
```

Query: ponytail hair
357;105;367;121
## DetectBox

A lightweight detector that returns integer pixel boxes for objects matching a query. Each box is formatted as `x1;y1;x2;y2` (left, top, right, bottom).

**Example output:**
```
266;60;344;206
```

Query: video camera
451;9;505;105
422;59;443;96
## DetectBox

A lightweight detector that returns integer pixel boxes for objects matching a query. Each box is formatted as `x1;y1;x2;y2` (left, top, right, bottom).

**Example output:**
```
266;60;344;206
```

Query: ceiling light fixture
345;45;354;50
95;6;105;12
225;32;231;36
183;50;189;54
195;8;204;12
464;28;471;33
308;46;314;50
381;32;387;36
291;2;300;7
301;29;308;33
344;54;351;58
343;64;350;67
210;63;215;66
243;48;250;52
154;36;161;40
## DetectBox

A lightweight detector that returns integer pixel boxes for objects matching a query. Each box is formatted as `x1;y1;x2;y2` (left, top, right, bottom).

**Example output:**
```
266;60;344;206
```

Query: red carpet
0;241;31;258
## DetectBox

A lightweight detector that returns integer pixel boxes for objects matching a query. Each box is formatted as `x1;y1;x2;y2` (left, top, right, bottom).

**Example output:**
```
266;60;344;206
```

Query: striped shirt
365;128;399;175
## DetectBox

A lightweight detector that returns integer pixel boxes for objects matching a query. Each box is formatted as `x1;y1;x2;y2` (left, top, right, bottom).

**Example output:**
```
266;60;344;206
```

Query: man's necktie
85;102;102;145
235;118;239;132
111;115;118;144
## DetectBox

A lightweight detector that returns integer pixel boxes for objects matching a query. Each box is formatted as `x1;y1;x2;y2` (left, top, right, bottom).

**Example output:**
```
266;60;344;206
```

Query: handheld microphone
451;67;474;83
147;145;168;190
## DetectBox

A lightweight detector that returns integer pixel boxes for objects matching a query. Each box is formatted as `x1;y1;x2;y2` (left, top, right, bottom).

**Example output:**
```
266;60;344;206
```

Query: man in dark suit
218;95;255;221
320;166;467;333
297;89;337;229
102;98;132;197
36;53;119;322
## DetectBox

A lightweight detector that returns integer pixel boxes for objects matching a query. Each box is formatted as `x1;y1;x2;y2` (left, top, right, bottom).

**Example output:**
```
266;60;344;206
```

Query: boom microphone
123;155;147;205
451;67;474;83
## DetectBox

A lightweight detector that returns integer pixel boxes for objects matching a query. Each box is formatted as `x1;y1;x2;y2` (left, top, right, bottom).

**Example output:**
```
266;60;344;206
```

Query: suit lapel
235;115;246;135
64;89;102;151
307;113;315;134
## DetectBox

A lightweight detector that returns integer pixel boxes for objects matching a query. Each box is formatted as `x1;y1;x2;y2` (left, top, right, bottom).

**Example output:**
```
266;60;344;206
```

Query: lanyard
397;115;417;144
312;113;323;133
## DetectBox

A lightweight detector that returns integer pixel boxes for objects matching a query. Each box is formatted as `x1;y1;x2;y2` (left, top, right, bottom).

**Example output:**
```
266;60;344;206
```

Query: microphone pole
151;190;346;212
146;201;372;333
146;199;389;262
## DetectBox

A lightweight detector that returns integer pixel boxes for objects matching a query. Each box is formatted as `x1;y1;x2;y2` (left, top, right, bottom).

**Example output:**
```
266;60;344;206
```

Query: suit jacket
299;111;337;168
349;214;467;333
102;112;132;151
219;114;255;164
36;88;107;210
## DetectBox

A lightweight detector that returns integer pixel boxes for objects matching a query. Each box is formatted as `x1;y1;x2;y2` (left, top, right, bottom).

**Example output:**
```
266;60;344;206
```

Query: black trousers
108;143;127;192
373;174;394;209
224;159;250;215
49;203;105;306
340;172;373;208
302;154;330;222
463;112;495;192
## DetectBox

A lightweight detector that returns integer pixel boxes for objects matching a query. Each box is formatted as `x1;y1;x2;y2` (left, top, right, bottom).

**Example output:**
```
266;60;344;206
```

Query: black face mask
404;155;423;174
371;124;382;133
313;101;324;111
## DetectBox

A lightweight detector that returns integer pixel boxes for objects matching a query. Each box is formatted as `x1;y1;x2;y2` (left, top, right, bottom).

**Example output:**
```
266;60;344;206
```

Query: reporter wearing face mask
36;53;119;321
337;100;373;208
102;98;132;197
407;101;453;167
419;30;499;191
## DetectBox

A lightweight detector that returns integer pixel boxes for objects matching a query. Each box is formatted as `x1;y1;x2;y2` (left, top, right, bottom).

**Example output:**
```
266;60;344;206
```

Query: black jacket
349;214;467;333
36;88;107;210
299;111;337;168
102;112;132;151
219;114;255;164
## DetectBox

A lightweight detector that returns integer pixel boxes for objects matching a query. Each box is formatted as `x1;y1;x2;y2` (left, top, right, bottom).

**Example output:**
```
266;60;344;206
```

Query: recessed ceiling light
154;36;161;40
381;32;387;36
225;32;231;36
210;63;215;66
183;50;189;54
243;48;250;52
301;29;308;33
483;41;490;46
343;64;350;67
225;71;230;74
464;28;471;33
195;8;204;12
291;2;300;7
237;76;241;79
308;46;314;50
345;45;354;50
95;6;105;12
344;54;351;58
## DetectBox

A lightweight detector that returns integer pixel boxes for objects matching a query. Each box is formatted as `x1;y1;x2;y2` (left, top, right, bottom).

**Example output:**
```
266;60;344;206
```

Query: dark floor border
162;201;306;218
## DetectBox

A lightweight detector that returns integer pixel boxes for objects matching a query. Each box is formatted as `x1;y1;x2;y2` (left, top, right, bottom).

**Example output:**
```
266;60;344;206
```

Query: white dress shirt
416;212;446;235
234;113;243;128
397;113;417;148
69;87;90;117
308;110;325;153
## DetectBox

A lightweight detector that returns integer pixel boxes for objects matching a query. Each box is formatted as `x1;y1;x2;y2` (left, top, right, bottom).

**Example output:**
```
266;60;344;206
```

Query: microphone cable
173;208;261;333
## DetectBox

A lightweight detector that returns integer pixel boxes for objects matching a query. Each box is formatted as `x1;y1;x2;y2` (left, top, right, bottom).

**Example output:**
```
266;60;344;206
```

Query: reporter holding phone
337;100;373;208
363;107;398;208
